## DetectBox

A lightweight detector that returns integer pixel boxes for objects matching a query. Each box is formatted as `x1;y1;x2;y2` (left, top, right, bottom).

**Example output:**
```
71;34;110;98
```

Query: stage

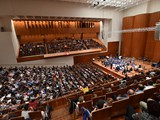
93;59;154;79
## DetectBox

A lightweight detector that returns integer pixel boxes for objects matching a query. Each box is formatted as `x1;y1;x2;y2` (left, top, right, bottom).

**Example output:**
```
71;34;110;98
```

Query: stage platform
93;59;154;79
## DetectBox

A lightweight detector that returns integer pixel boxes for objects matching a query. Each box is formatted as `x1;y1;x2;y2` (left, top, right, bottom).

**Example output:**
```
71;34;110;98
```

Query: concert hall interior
0;0;160;120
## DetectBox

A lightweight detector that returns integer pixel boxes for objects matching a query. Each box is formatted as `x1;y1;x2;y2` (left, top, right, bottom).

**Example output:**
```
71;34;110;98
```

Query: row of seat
19;39;104;57
0;110;43;120
77;86;159;120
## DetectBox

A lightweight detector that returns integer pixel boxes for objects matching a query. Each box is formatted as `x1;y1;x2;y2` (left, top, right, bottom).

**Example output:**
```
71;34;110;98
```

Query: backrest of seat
83;94;92;101
144;87;157;100
29;111;43;120
117;87;128;95
10;116;25;120
129;93;144;108
92;106;112;120
106;91;117;99
9;110;22;118
94;90;103;96
112;98;129;117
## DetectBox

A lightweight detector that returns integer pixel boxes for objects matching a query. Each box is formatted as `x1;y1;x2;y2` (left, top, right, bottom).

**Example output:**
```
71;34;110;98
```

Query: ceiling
12;0;150;21
56;0;150;10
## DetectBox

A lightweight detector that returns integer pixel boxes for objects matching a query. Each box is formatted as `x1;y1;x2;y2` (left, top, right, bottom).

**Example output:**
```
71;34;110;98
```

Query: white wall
148;0;160;13
0;0;123;42
11;20;19;57
18;56;74;66
2;0;159;65
123;2;148;17
123;0;160;17
0;16;11;31
0;32;17;64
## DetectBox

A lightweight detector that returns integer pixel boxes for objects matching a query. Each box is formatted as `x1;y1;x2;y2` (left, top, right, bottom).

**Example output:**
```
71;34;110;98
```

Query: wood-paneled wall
131;14;149;58
121;11;160;62
14;20;100;43
145;12;160;62
121;16;134;57
74;41;119;64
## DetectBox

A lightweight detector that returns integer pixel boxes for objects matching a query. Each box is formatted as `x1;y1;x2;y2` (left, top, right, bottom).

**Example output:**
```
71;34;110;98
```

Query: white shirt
21;110;31;119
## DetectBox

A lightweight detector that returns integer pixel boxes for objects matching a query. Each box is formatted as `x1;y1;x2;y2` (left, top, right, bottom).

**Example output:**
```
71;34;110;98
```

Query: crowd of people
19;39;105;57
0;63;113;113
19;42;46;57
77;69;160;120
101;56;147;75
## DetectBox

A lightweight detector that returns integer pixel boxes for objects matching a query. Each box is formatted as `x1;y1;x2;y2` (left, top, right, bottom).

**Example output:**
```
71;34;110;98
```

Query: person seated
28;98;39;111
155;79;160;85
106;87;112;93
135;84;145;94
96;99;106;109
117;89;135;100
21;105;32;120
144;80;154;90
133;99;160;120
79;84;89;94
106;97;114;106
119;80;126;89
76;96;85;112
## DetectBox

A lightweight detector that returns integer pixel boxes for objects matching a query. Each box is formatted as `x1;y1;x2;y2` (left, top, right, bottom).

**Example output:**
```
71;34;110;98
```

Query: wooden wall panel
153;41;160;62
131;14;149;58
144;31;155;59
131;32;147;58
14;21;100;36
121;16;134;57
74;41;119;64
121;11;160;62
145;12;160;62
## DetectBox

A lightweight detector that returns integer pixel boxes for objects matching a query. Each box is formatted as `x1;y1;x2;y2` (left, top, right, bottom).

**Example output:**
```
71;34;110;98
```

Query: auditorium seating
29;111;43;120
78;100;92;115
92;106;112;120
111;98;129;117
10;116;25;120
129;93;144;108
18;39;105;57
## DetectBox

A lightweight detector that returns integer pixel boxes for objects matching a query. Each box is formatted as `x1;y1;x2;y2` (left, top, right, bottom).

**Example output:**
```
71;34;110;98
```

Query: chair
106;91;117;99
37;106;45;111
9;110;22;118
127;84;137;90
92;106;112;120
116;87;128;95
29;111;43;120
155;84;160;91
92;95;106;106
111;85;119;91
129;93;144;108
83;94;92;101
94;90;103;96
143;87;157;100
10;116;25;120
111;98;129;117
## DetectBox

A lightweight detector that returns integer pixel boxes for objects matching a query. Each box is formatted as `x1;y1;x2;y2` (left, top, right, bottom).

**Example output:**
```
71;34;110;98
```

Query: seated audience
144;80;154;90
117;89;135;100
135;84;145;94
